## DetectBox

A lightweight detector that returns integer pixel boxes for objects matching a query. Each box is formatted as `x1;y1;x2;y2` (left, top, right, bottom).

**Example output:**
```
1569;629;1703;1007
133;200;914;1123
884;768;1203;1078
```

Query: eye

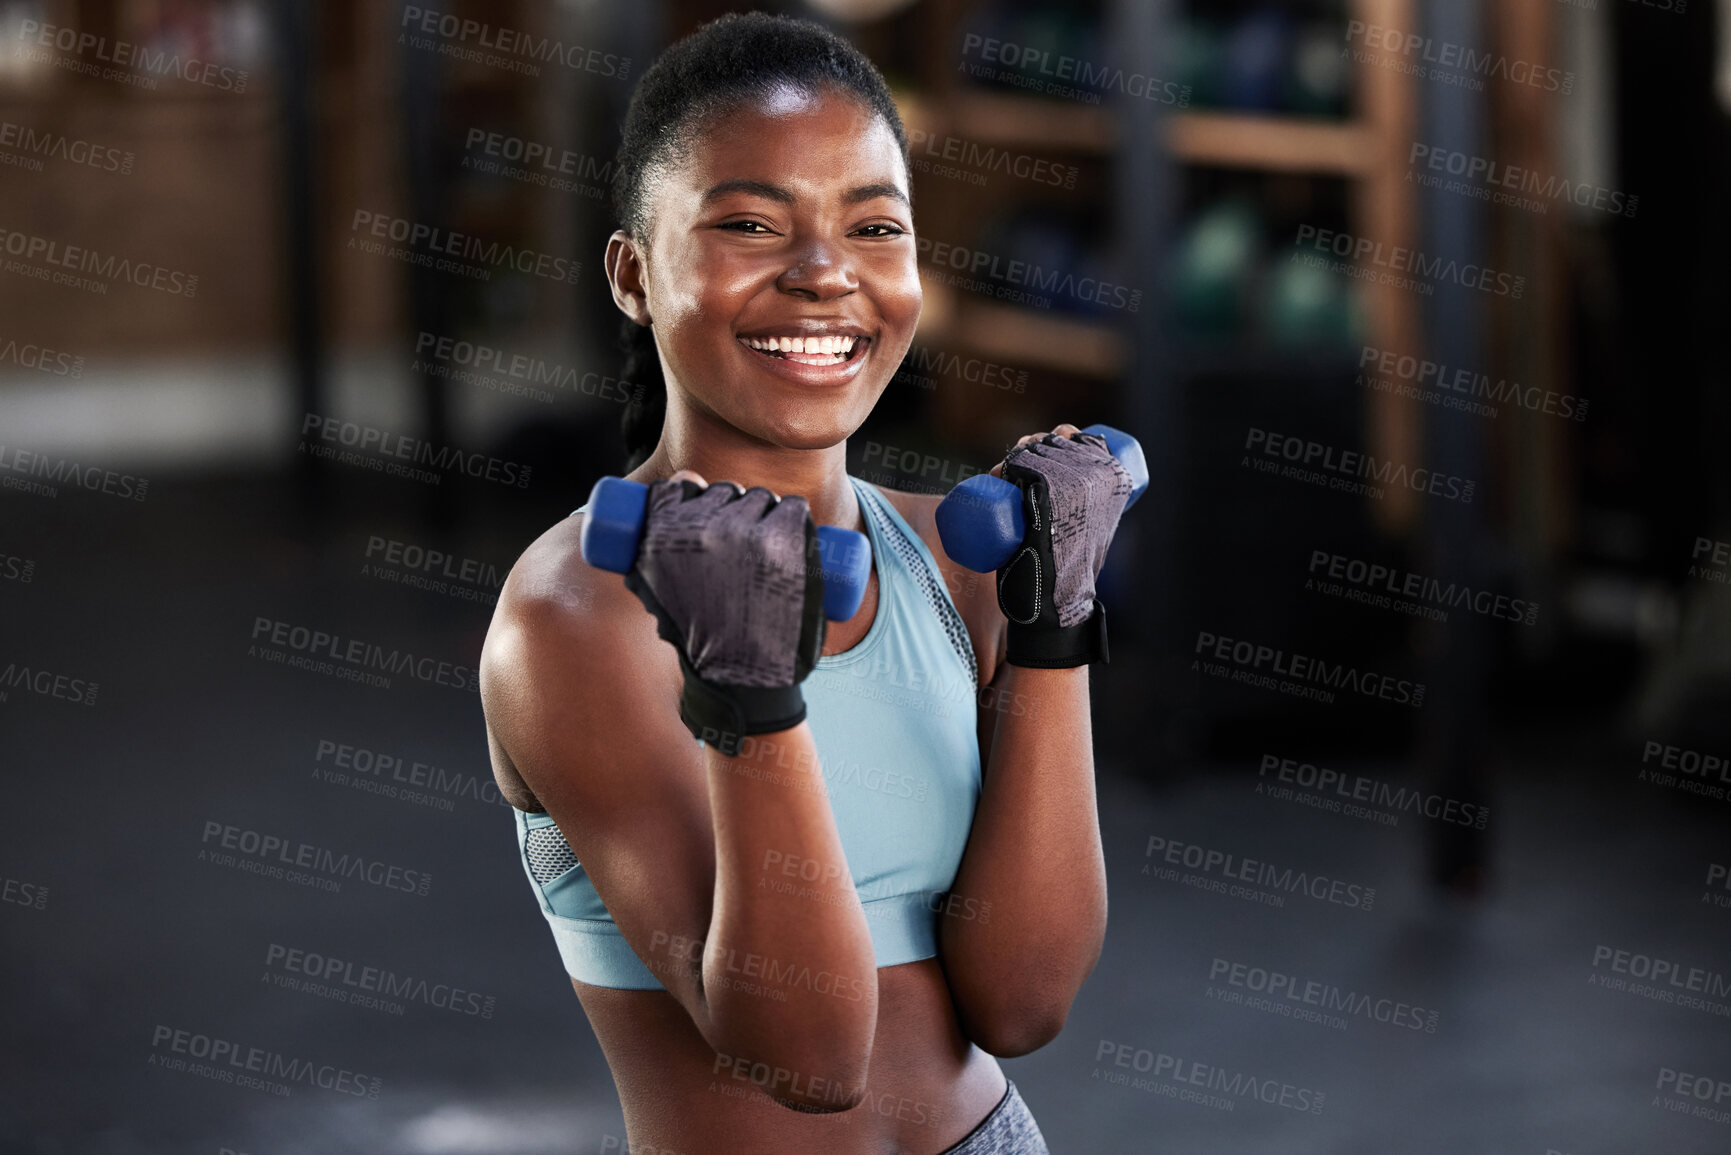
718;220;775;234
856;223;906;237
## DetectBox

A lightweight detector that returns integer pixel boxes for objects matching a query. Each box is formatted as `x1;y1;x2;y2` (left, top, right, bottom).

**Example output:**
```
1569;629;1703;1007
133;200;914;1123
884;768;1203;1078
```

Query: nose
775;234;857;301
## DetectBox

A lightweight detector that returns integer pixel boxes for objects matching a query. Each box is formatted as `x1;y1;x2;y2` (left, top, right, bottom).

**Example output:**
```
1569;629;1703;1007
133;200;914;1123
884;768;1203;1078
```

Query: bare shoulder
478;511;683;814
487;512;606;642
871;485;1004;685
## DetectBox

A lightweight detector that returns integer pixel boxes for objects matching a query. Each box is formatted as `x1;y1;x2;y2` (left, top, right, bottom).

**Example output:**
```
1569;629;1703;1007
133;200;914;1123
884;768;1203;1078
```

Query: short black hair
612;9;910;239
613;11;911;471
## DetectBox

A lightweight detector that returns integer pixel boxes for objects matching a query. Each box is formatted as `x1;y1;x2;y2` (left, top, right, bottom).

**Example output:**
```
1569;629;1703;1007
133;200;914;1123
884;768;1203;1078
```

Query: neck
628;399;861;531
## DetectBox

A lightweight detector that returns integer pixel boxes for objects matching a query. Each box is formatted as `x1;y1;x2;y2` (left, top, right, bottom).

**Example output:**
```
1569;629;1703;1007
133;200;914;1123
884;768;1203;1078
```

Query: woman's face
622;84;921;451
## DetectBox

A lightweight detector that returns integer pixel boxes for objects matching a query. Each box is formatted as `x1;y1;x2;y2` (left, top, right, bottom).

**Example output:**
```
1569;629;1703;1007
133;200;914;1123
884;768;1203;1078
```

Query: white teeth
740;334;860;358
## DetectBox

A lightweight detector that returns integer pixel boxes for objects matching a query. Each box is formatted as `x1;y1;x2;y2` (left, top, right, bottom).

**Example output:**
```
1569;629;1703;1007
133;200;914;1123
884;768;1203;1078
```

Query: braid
610;11;909;469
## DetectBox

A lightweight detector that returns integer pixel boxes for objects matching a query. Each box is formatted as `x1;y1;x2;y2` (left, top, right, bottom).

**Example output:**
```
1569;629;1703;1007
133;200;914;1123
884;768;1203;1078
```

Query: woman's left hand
989;423;1084;478
989;423;1132;667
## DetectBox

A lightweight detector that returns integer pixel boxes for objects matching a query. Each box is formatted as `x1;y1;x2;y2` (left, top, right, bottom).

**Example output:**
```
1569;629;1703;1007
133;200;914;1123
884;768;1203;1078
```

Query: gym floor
3;472;1725;1155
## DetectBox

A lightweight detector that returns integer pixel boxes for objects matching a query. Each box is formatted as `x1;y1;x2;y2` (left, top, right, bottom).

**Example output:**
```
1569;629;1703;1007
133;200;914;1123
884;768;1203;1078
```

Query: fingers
733;485;784;522
1012;423;1084;452
1001;423;1115;484
1007;424;1086;471
661;471;795;524
760;490;810;536
668;470;788;502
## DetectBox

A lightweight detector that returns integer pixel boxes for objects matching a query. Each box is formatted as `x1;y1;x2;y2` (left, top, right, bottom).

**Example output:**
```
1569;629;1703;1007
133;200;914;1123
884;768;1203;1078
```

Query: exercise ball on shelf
1168;201;1261;338
1286;20;1353;117
1262;251;1351;346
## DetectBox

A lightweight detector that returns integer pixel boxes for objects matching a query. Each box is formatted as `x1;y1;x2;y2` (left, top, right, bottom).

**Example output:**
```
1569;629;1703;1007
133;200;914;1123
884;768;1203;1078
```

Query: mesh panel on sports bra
525;823;580;885
858;484;978;690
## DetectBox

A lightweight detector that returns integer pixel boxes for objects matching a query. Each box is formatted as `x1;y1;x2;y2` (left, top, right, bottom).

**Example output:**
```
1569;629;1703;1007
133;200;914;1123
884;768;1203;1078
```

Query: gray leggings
938;1080;1050;1155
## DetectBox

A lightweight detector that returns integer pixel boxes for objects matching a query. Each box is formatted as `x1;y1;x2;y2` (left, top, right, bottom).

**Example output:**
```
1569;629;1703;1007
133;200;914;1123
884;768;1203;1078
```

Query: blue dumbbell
579;477;873;622
935;424;1148;574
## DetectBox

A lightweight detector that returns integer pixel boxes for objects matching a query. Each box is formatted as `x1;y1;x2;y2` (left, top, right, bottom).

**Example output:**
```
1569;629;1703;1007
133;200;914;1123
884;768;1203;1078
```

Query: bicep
481;596;718;1015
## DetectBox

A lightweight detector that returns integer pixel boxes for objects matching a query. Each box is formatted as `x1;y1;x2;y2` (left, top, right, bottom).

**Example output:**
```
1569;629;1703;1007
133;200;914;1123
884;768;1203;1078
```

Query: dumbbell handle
934;424;1148;575
578;477;872;622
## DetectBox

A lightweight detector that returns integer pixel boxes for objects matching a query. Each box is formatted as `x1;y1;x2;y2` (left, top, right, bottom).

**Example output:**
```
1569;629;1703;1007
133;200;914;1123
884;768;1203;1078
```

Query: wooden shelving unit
893;0;1420;458
897;88;1115;153
1155;0;1421;531
904;87;1381;175
1165;111;1376;176
893;88;1126;382
916;279;1129;378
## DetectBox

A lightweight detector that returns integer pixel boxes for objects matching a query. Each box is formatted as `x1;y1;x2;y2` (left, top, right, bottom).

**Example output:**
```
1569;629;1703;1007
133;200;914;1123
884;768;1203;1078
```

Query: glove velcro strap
1005;600;1110;669
675;651;806;757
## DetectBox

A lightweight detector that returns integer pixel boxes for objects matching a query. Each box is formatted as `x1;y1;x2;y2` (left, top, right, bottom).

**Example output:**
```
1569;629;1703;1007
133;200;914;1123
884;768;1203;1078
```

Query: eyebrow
700;178;910;209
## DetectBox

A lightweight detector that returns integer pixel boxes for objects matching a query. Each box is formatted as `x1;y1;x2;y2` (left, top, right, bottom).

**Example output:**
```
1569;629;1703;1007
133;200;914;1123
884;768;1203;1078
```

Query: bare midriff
573;956;1007;1154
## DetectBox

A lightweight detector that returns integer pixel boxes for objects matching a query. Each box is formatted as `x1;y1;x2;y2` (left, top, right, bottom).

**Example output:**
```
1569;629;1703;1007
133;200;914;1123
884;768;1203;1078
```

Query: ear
605;230;652;326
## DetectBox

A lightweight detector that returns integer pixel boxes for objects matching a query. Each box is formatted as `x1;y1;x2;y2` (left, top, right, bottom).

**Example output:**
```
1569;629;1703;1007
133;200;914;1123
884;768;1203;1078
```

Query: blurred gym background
4;0;1730;1152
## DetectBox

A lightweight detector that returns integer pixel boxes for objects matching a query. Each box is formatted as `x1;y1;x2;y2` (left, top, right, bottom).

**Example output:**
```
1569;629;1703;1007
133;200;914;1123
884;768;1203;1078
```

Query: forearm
942;664;1107;1053
698;721;879;1106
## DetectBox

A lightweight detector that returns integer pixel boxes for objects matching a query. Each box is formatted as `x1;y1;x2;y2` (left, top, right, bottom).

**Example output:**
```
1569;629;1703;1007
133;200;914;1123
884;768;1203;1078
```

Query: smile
738;333;866;366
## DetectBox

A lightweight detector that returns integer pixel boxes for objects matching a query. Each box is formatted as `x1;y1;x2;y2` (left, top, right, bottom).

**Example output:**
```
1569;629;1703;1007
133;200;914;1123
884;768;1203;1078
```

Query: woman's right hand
620;473;828;755
624;472;826;689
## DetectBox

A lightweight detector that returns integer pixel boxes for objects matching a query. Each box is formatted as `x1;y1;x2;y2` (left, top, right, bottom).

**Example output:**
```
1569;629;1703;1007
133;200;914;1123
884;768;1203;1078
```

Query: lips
735;330;873;382
738;333;865;366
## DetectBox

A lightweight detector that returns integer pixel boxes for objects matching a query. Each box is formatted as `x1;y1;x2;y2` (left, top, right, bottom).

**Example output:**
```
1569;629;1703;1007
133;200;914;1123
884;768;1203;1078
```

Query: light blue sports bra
512;475;982;989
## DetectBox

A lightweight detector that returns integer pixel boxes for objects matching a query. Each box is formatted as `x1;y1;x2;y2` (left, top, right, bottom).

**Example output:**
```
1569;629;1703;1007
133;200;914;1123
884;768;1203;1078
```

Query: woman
479;12;1131;1152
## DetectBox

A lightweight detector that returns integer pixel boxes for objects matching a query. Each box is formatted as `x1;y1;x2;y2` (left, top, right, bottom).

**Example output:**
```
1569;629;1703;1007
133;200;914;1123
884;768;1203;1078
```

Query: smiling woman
608;66;922;464
478;12;1118;1154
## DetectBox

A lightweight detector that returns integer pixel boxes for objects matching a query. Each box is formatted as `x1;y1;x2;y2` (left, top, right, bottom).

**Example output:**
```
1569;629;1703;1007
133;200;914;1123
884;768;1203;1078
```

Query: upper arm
479;523;717;1013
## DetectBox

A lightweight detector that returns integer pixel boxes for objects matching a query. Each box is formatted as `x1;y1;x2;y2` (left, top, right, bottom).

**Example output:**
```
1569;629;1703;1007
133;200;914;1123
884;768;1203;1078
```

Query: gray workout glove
621;479;825;755
996;431;1132;668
